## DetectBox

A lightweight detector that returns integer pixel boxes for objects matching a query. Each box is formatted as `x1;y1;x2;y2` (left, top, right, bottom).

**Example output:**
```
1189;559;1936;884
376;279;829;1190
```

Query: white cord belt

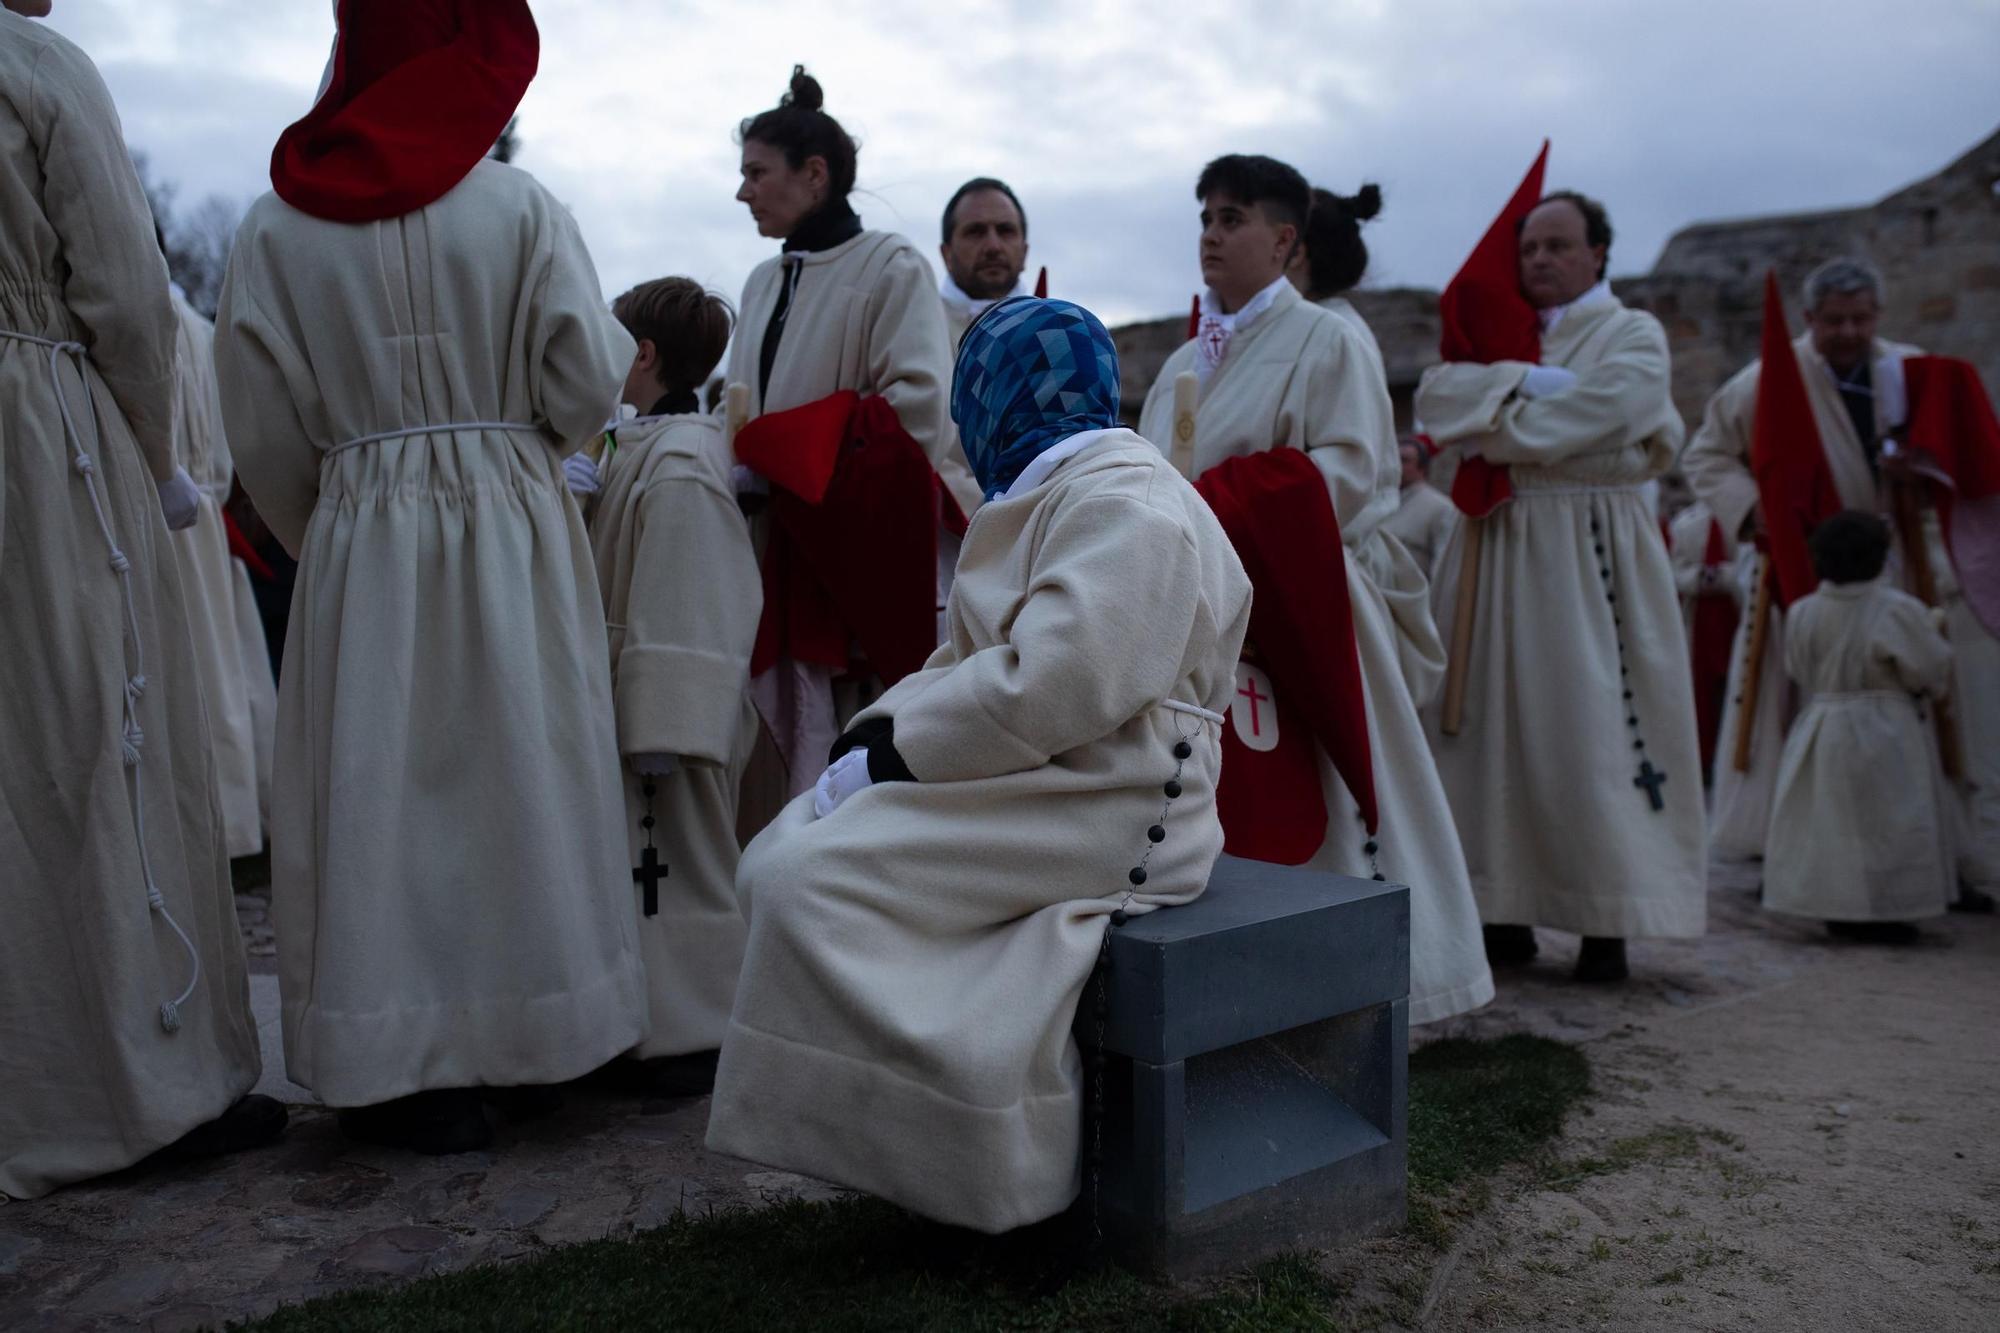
326;420;543;457
0;328;199;1033
1162;699;1225;726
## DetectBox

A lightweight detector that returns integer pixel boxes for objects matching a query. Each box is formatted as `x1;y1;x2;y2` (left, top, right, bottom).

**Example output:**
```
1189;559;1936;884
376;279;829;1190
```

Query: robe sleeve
888;494;1203;783
31;39;178;482
614;468;761;764
863;244;952;471
1413;361;1533;445
1300;319;1396;534
527;197;636;449
1683;367;1761;545
213;231;321;557
1877;595;1954;700
1418;316;1676;467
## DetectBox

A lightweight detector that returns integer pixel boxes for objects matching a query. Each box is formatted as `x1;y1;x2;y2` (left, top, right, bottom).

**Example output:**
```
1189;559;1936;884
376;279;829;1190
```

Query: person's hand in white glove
562;452;600;496
812;747;874;819
1518;365;1579;400
731;463;770;498
155;466;202;530
631;753;678;778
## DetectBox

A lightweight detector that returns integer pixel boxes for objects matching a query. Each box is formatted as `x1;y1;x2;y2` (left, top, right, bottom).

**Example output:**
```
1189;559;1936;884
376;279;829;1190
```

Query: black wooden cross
632;846;668;917
1633;760;1668;812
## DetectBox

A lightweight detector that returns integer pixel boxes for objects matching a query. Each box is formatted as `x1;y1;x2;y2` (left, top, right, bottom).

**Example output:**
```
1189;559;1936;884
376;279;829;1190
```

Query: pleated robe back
1765;583;1955;922
0;16;259;1198
1137;285;1493;1024
708;432;1251;1233
212;160;646;1106
1416;299;1707;938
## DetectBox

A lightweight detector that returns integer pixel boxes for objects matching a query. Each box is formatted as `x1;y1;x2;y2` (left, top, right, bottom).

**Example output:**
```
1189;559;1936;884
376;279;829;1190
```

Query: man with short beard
938;177;1030;347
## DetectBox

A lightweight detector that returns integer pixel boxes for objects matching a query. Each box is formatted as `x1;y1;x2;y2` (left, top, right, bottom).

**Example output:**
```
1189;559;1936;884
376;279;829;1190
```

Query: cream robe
1765;583;1955;922
214;160;646;1106
588;414;759;1058
167;290;268;857
708;431;1251;1233
1383;481;1459;581
1416;298;1707;938
1684;334;2000;884
1138;284;1493;1024
0;17;259;1199
727;230;969;822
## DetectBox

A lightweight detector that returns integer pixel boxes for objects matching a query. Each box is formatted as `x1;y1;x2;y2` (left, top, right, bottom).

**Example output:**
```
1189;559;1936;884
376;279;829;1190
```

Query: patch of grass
1543;1125;1701;1190
240;1036;1593;1332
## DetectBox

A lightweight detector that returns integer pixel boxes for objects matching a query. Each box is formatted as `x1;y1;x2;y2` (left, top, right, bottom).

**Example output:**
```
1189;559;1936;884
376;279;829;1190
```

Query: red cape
1195;449;1376;864
1687;518;1739;777
736;393;967;687
1749;273;1838;608
1437;141;1549;518
272;0;538;223
1902;355;2000;635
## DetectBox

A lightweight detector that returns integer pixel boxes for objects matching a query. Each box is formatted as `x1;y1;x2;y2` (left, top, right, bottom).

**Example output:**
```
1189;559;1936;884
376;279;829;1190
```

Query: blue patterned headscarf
952;297;1122;501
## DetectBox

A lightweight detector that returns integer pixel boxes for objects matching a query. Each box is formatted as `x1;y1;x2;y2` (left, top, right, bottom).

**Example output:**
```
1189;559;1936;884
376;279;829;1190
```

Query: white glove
731;464;770;498
1519;365;1579;400
156;467;201;530
631;753;678;778
562;452;600;496
812;748;874;819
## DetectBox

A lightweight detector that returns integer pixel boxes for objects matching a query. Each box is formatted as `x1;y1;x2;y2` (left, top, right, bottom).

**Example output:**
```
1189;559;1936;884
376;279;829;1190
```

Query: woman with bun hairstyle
725;66;967;834
1138;158;1492;1027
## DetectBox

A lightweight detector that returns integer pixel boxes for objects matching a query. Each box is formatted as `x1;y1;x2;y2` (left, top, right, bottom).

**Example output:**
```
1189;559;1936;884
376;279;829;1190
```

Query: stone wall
1111;126;2000;437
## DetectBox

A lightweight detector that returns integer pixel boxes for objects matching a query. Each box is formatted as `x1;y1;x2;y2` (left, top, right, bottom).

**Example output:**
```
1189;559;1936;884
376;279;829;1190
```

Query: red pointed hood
1439;141;1548;365
1749;272;1838;607
272;0;539;223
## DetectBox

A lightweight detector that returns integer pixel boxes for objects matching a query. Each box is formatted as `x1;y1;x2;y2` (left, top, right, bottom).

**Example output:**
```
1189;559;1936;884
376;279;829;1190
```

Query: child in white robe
576;279;760;1094
1765;510;1956;940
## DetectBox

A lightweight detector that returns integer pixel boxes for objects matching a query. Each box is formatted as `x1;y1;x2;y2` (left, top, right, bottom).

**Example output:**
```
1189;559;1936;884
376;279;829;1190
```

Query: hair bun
784;64;825;113
1348;183;1383;222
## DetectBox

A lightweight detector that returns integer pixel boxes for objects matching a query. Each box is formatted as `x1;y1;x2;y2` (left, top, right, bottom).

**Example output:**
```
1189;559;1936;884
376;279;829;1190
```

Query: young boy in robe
581;279;760;1094
1765;510;1955;941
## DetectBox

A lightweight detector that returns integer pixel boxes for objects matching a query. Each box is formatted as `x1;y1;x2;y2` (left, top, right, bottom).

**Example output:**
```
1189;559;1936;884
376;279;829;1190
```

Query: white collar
1537;279;1615;334
1194;273;1292;383
1199;272;1292;331
941;272;1025;322
1001;428;1119;501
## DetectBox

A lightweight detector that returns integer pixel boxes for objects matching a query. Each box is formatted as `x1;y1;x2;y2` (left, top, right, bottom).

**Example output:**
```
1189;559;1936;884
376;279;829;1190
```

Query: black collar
782;199;863;255
648;389;699;417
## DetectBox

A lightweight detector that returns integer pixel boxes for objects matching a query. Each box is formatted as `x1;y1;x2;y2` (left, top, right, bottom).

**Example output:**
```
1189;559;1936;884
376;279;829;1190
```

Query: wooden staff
1168;371;1198;479
1439;516;1482;735
1888;472;1966;781
723;382;750;451
1731;554;1774;774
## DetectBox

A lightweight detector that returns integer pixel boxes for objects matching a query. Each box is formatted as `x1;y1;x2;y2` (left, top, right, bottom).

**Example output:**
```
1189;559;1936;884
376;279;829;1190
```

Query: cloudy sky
44;0;2000;327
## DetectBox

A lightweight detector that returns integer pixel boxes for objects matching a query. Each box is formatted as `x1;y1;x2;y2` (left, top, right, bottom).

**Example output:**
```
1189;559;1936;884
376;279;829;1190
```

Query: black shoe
1483;924;1539;966
1573;936;1629;984
1826;920;1921;944
158;1094;288;1161
482;1084;565;1122
579;1050;720;1098
1951;887;1996;915
338;1089;493;1155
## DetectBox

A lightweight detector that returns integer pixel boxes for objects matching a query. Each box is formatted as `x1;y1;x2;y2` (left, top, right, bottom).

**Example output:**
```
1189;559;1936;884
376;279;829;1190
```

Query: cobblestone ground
0;859;1983;1330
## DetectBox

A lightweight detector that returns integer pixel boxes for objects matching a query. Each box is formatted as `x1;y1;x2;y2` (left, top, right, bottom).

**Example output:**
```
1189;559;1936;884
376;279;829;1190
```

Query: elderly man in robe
1;0;281;1199
215;0;647;1154
708;297;1251;1233
1683;257;2000;901
1418;190;1706;983
1137;155;1492;1025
